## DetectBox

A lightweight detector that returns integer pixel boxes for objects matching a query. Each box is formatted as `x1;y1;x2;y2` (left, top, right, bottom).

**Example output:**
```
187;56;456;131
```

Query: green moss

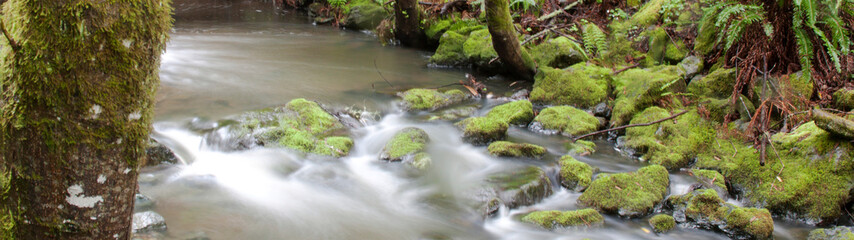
834;88;854;110
521;209;604;229
577;165;670;218
528;36;588;69
726;207;774;239
647;27;668;64
692;169;727;193
664;40;687;63
559;155;595;191
314;136;354;157
631;0;664;27
623;107;715;169
487;141;546;158
399;88;468;111
286;98;344;135
695;122;854;223
342;3;388;30
486;100;534;125
701;95;754;123
463;29;498;66
808;226;854;240
611;68;683;126
487;166;553;208
425;19;481;40
649;214;676;233
533;106;599;136
566;140;596;156
277;128;317;153
530;64;611;108
411;152;432;170
693;9;718;55
456;116;509;145
381;127;430;161
430;31;468;66
687;68;736;98
669;189;774;239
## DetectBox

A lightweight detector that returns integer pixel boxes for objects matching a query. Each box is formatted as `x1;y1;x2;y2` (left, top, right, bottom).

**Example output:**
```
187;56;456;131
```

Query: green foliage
582;23;607;57
329;0;347;8
510;0;539;12
702;1;768;51
792;0;850;74
659;0;685;26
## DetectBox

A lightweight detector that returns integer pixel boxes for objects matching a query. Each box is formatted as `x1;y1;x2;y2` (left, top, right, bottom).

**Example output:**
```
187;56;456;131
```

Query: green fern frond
583;23;607;57
794;27;813;75
329;0;347;7
823;15;850;54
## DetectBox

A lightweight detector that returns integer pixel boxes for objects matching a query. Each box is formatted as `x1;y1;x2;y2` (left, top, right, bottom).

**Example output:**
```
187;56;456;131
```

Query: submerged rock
530;64;611;108
528;36;588;69
695;121;854;223
521;209;604;229
611;68;683;126
487;141;546;158
484;166;553;209
398;88;469;111
649;214;676;233
668;189;773;239
531;106;600;137
808;226;854;240
134;194;156;212
380;127;430;161
577;165;669;218
427;104;479;121
620;107;715;169
558;155;595;192
132;211;167;233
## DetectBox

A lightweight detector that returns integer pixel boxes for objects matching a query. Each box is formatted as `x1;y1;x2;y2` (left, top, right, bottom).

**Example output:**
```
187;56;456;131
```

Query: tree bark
394;0;431;49
485;0;536;80
0;0;171;239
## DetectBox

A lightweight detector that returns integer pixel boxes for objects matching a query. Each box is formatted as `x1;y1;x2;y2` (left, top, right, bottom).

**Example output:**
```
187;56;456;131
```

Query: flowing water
143;0;814;239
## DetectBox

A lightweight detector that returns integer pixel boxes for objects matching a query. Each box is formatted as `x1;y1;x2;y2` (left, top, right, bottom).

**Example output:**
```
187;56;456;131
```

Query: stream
142;0;814;239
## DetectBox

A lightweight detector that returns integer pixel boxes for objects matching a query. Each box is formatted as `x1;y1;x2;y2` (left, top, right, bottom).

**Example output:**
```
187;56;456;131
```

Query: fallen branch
521;26;556;46
572;110;689;142
537;0;581;21
612;60;643;75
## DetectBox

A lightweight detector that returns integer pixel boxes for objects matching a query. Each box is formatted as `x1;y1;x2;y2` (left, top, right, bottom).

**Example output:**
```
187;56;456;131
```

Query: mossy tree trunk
0;0;171;239
394;0;430;49
485;0;536;80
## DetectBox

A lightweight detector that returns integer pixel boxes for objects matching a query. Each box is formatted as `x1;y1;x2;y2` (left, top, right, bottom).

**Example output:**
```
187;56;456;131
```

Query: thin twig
537;0;581;21
521;26;556;46
573;110;689;141
374;59;393;87
612;60;642;75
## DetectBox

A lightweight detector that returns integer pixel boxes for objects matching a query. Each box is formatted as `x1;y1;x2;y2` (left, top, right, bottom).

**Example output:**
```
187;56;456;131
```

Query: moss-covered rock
647;27;684;64
611;68;683;126
380;127;430;161
427;105;479;121
677;55;703;79
342;3;388;30
231;99;352;157
695;122;854;224
424;19;482;41
577;165;670;218
463;29;499;68
668;189;774;239
486;166;553;209
531;106;600;137
701;95;754;123
486;100;535;126
430;31;469;66
649;214;676;233
456;116;509;145
834;88;854;110
691;169;728;199
694;11;719;55
529;36;588;69
631;0;664;27
487;141;546;158
398;88;469;111
621;107;715;169
559;155;595;191
411;152;432;170
566;140;596;156
530;64;611;108
521;209;604;229
808;226;854;240
688;68;736;99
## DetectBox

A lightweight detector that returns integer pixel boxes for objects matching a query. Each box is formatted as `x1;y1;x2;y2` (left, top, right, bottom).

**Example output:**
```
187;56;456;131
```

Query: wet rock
566;140;596;156
342;4;388;30
398;88;469;112
649;214;676;233
332;107;379;128
380;127;430;161
411;152;432;170
808;226;854;240
520;209;604;229
530;106;599;137
592;102;610;118
134;194;156;212
509;89;530;100
834;88;854;110
812;108;854;140
530;64;611;109
427;104;479;121
144;138;178;167
485;166;553;209
690;169;728;199
485;100;535;126
456;116;509;145
668;189;773;239
619;107;715;169
558;155;595;191
578;165;669;218
132;211;167;233
611;68;683;126
487;141;546;158
695;122;854;224
528;36;588;69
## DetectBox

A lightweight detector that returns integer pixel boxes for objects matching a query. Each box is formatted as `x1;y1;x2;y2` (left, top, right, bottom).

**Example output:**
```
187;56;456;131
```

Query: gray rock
144;139;178;167
134;194;156;212
132;211;167;233
808;226;854;240
677;55;703;79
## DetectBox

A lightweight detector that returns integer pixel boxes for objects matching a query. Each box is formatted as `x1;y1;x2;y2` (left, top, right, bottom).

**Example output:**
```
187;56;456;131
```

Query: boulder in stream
668;189;774;239
144;138;178;167
527;36;588;69
520;209;604;229
566;140;596;156
480;166;553;210
530;106;600;137
456;116;509;145
398;88;469;112
380;127;430;161
577;165;669;218
558;155;596;192
529;64;611;109
619;107;715;169
342;4;387;31
487;141;546;158
808;226;854;240
132;211;167;233
648;214;676;233
611;67;683;126
485;100;534;126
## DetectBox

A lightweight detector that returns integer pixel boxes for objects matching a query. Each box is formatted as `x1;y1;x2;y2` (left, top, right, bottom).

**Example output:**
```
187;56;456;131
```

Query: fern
510;0;538;12
583;23;607;57
793;0;850;73
329;0;347;8
702;1;768;52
